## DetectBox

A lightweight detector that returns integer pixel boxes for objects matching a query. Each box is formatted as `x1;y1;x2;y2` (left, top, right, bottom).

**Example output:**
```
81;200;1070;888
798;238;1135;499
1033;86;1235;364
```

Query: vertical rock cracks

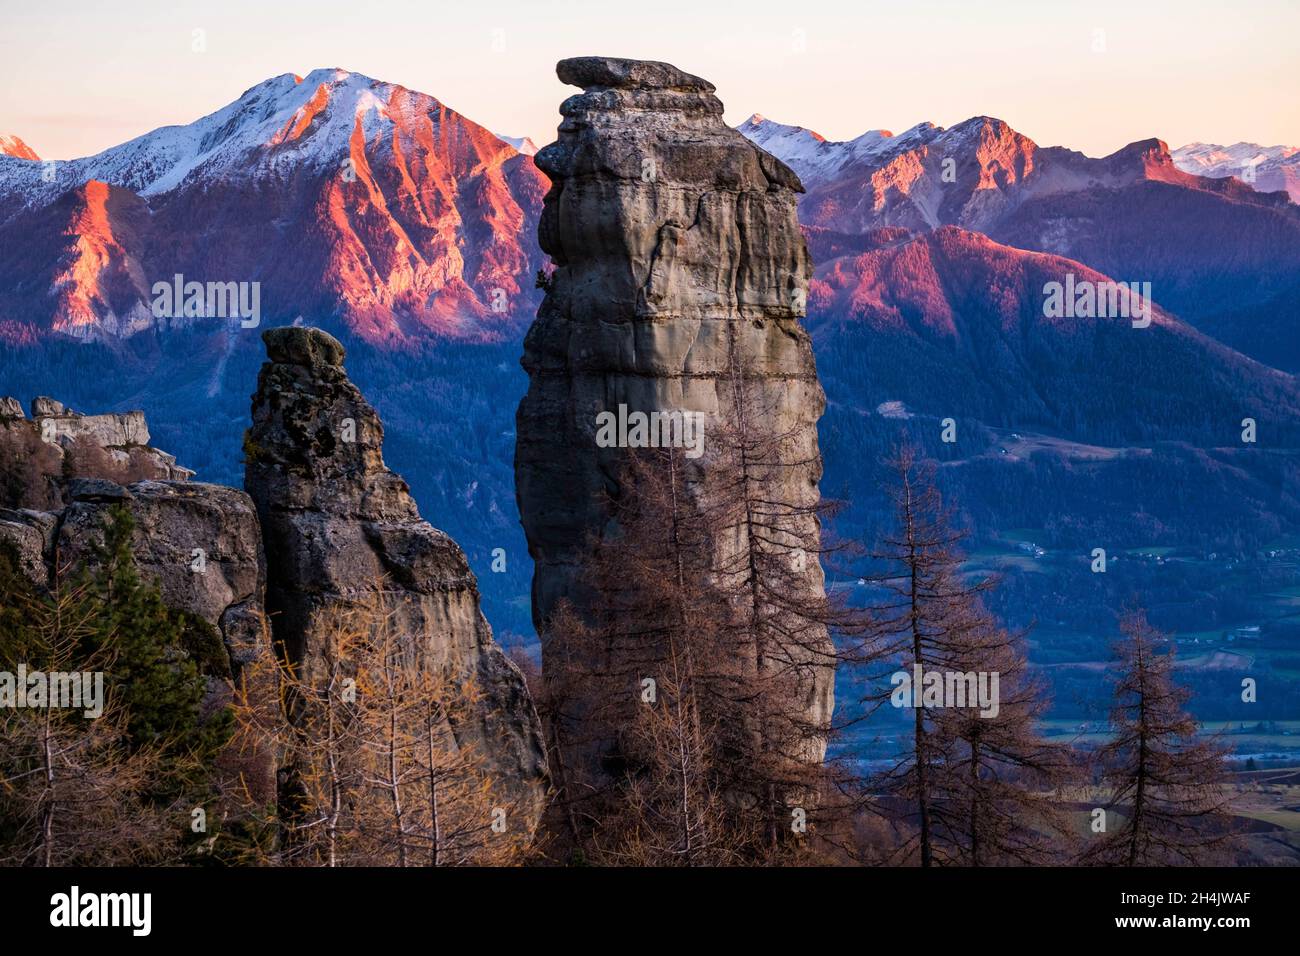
515;57;834;785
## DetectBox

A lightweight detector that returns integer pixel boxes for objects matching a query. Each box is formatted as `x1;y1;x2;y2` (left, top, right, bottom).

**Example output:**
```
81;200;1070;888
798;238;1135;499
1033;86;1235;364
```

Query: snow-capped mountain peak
0;68;550;345
738;113;911;186
1173;141;1300;202
0;68;534;210
495;134;538;156
1173;141;1299;173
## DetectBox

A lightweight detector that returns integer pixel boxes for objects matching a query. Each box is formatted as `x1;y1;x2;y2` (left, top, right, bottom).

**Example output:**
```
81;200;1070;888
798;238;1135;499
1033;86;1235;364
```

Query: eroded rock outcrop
2;395;195;480
1;396;194;528
0;409;276;809
0;403;265;680
515;57;834;779
245;326;548;833
55;480;269;683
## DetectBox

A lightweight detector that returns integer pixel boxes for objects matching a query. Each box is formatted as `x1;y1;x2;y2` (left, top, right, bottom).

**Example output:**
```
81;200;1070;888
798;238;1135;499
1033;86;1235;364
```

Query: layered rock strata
0;410;276;813
515;57;834;782
1;395;194;482
245;326;548;833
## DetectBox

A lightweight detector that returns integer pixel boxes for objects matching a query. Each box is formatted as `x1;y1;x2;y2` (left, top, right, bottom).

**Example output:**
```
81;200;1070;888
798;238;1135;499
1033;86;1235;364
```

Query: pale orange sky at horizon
2;0;1297;161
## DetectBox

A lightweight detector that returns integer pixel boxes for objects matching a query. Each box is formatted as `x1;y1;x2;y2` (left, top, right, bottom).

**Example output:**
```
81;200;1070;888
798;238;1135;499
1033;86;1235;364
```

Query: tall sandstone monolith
515;57;834;788
245;326;548;837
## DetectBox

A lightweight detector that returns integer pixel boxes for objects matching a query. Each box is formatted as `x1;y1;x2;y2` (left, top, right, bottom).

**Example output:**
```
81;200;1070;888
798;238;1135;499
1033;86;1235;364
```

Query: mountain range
740;114;1300;372
1173;141;1300;203
734;113;1300;710
1;69;1298;674
0;69;546;345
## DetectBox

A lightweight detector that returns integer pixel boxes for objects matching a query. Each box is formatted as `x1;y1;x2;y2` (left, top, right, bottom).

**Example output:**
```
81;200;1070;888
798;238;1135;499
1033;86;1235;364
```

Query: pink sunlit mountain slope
0;69;547;346
808;225;1300;437
0;135;39;160
742;114;1300;372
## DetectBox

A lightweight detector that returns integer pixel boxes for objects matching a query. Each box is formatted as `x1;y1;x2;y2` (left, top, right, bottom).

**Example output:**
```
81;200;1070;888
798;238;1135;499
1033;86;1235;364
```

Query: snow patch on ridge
496;134;538;156
0;68;532;220
738;114;941;186
1173;141;1300;202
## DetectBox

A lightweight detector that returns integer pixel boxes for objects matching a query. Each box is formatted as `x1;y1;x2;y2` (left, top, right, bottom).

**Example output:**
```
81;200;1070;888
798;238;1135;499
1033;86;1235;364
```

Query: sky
1;0;1297;161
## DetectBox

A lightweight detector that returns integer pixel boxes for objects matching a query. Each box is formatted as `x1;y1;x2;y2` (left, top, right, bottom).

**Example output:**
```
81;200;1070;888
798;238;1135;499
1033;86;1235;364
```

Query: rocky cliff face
245;326;548;832
0;399;247;626
0;395;193;491
515;57;833;776
2;329;551;847
53;479;268;682
0;407;276;807
0;477;265;672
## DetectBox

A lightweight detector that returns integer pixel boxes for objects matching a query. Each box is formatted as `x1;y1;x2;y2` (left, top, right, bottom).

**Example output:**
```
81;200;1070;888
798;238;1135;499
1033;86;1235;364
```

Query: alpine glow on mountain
0;135;39;161
741;113;1300;372
0;69;547;346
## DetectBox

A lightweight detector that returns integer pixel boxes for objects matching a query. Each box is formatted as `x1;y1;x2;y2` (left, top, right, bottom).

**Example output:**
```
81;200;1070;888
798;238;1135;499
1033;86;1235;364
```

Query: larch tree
233;588;528;866
542;446;754;864
696;321;849;851
0;559;189;866
1081;608;1233;866
540;311;878;863
859;446;1074;866
928;618;1076;865
542;413;853;862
